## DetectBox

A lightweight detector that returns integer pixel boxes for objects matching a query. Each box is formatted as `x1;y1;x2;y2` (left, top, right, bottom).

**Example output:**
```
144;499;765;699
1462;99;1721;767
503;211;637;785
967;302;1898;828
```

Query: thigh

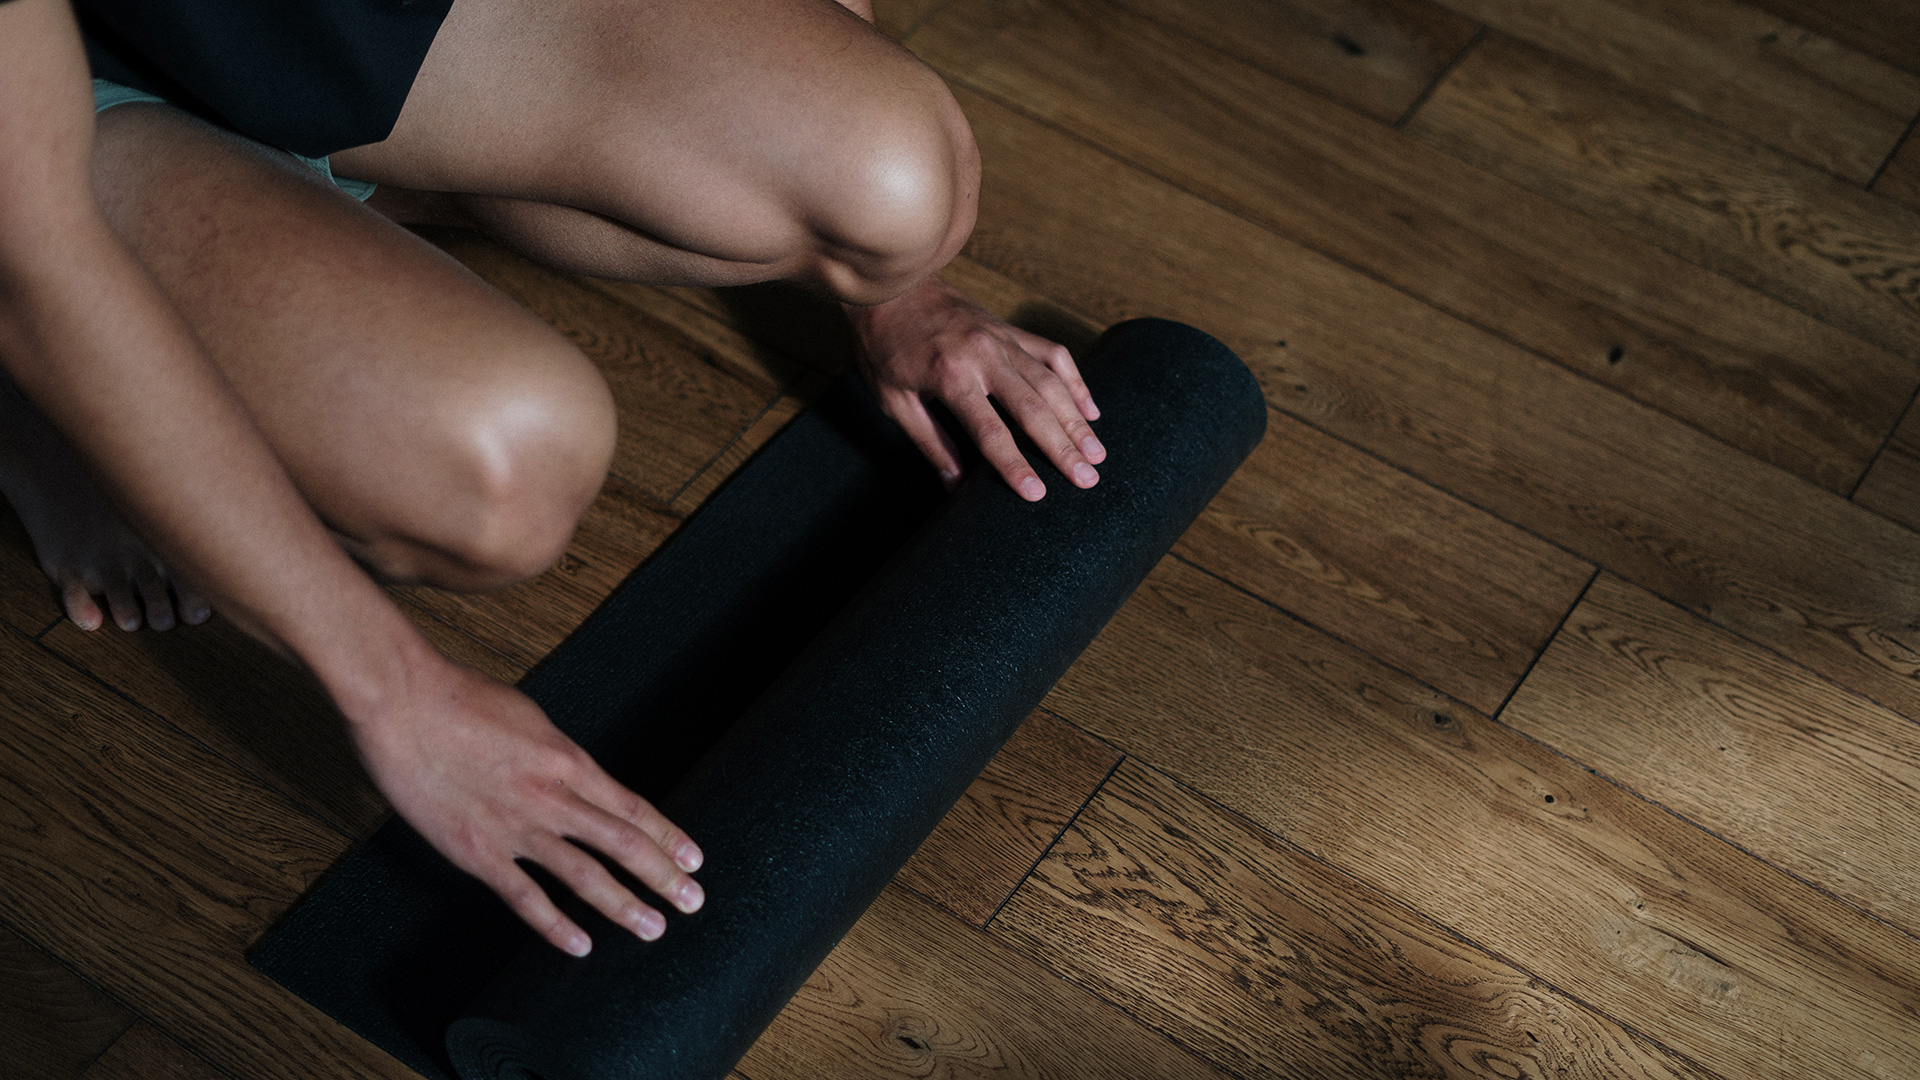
330;0;970;283
91;103;613;582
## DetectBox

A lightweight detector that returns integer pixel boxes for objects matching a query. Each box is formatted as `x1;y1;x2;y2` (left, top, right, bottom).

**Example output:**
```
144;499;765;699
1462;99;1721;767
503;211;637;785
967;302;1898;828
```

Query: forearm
0;228;440;713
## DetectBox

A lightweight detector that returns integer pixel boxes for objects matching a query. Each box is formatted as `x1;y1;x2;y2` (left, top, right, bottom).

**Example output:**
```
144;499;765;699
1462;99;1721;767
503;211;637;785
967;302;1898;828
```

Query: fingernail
1081;435;1106;462
678;880;705;912
1072;463;1098;487
940;469;961;489
637;910;666;940
1019;476;1045;501
1084;401;1101;421
675;842;702;872
566;932;592;957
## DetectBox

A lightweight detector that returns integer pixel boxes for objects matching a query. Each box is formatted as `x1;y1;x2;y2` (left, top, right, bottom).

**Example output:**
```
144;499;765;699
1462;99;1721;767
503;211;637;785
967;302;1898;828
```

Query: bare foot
0;378;210;631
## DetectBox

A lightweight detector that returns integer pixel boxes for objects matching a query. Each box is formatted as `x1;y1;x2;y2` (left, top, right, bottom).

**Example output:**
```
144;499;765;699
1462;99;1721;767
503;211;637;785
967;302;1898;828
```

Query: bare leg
6;99;621;631
0;373;210;629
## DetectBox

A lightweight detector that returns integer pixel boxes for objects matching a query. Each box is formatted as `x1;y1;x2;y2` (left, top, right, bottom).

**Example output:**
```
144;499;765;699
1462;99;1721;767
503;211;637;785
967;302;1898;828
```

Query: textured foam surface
250;318;1266;1080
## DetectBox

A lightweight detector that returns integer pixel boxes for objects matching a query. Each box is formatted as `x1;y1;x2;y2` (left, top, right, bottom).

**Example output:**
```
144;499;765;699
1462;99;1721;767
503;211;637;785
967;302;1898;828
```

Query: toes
137;573;175;631
103;582;141;632
177;584;212;626
60;579;103;632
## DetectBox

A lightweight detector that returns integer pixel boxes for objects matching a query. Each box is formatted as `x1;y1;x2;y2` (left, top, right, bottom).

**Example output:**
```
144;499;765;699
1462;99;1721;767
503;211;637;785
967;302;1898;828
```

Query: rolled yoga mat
251;317;1266;1080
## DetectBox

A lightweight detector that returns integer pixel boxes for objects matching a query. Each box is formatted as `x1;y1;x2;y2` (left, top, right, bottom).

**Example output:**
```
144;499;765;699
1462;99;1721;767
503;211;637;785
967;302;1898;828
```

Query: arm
0;0;700;955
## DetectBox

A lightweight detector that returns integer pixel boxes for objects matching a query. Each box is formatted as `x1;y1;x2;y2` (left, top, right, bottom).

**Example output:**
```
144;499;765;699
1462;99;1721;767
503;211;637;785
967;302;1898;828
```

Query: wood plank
1173;408;1592;713
1093;0;1482;125
428;234;780;506
0;625;410;1079
895;711;1121;926
994;760;1715;1080
1503;573;1920;938
947;83;1920;725
874;0;948;39
36;596;512;841
738;885;1225;1079
1877;127;1920;214
1741;0;1920;78
1843;387;1918;530
1;921;135;1080
1853;446;1920;532
1404;34;1920;362
580;278;814;395
1426;0;1920;181
396;479;679;670
912;0;1914;493
669;395;810;518
1045;556;1920;1080
78;1023;228;1080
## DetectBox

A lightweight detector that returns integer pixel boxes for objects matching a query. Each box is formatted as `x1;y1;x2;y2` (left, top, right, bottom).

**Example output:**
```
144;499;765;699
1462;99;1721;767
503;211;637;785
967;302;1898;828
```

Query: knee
395;337;617;590
801;64;980;304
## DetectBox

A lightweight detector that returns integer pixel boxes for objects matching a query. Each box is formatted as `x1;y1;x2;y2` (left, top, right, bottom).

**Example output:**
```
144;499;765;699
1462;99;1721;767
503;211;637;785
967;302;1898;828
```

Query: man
0;0;1104;958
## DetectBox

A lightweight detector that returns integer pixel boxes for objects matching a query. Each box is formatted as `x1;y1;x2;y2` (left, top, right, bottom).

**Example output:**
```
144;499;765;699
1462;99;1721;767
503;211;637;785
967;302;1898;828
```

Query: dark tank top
75;0;455;158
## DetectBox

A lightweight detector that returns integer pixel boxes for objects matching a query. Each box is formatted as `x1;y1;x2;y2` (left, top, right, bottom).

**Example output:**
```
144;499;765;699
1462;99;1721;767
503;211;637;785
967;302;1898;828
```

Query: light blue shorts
93;78;378;202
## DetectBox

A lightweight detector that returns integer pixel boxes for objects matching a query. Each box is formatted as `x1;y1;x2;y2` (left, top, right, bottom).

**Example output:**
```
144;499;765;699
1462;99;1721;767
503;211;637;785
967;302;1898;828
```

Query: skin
0;0;1103;956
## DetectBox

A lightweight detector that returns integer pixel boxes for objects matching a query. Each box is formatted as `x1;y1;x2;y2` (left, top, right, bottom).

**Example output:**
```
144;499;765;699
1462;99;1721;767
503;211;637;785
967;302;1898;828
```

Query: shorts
93;77;379;203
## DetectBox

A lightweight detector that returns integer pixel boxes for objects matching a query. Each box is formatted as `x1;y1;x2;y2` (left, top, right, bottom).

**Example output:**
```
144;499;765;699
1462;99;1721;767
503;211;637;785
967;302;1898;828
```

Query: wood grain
949;82;1920;727
430;234;780;505
1100;0;1481;125
1877;127;1920;214
0;625;411;1079
874;0;949;39
1504;574;1920;936
1741;0;1920;78
1044;556;1920;1080
1405;34;1920;362
1427;0;1920;181
38;581;518;841
912;0;1915;493
396;479;679;669
78;1023;229;1080
738;885;1224;1079
895;711;1121;926
1;921;135;1080
669;395;810;517
1853;400;1920;530
994;760;1714;1080
1173;408;1592;713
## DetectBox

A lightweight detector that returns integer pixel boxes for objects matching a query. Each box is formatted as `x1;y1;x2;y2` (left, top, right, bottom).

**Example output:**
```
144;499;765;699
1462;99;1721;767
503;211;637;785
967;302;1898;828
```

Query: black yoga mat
251;318;1266;1080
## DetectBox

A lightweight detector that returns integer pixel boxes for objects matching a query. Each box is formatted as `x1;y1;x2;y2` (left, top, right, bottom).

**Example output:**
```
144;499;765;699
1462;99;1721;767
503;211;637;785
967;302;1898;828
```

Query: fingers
950;391;1047;501
565;797;705;917
1011;326;1100;424
999;350;1105;476
573;769;703;873
485;860;594;958
883;392;964;489
528;832;668;944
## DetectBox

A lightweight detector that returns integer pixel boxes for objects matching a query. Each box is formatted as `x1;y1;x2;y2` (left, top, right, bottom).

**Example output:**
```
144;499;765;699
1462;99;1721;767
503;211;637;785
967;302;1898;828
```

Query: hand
847;277;1103;499
348;657;704;956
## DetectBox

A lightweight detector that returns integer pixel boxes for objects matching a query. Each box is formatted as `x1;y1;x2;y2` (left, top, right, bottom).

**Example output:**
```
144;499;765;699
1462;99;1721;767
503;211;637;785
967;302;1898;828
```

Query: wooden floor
8;0;1920;1076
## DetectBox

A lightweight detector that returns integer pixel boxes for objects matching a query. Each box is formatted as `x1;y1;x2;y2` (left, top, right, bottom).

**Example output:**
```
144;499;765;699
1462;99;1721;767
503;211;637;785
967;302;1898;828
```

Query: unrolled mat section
251;318;1266;1080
